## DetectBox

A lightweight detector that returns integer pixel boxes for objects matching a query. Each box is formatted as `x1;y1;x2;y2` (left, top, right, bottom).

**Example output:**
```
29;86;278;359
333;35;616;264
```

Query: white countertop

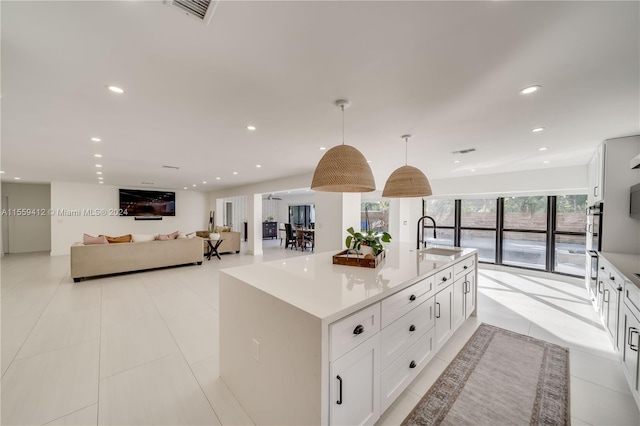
599;251;640;288
221;242;476;323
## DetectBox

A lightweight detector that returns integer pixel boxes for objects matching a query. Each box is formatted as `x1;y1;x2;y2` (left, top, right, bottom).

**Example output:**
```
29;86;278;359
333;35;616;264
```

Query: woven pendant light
382;135;432;198
311;100;376;192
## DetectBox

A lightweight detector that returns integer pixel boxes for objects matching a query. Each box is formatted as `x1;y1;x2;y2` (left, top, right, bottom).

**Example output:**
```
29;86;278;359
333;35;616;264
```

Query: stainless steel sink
420;247;462;256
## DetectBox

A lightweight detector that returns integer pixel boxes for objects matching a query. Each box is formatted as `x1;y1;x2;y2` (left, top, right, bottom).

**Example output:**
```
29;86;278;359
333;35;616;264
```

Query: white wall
1;183;52;253
50;182;209;256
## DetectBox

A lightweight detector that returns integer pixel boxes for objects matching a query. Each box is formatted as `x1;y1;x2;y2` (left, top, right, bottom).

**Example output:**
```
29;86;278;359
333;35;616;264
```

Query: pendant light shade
382;135;432;198
311;100;376;193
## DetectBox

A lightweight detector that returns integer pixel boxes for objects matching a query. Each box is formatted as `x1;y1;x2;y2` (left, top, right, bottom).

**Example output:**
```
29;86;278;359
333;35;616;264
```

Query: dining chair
295;228;312;251
284;223;297;249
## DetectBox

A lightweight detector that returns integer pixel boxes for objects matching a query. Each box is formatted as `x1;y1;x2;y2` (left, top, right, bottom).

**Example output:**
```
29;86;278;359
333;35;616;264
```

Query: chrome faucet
417;215;437;249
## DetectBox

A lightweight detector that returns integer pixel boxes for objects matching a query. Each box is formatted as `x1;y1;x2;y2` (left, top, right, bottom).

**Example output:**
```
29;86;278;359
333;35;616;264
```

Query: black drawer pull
409;360;417;369
611;276;615;281
409;294;416;301
600;266;604;270
353;324;364;335
441;276;447;282
409;324;416;332
336;375;343;405
463;265;468;270
436;302;441;318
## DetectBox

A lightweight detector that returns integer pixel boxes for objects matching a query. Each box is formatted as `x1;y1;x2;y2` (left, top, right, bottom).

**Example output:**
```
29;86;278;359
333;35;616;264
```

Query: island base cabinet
464;272;476;318
621;302;640;398
381;328;435;412
435;285;453;348
453;277;466;330
329;334;380;426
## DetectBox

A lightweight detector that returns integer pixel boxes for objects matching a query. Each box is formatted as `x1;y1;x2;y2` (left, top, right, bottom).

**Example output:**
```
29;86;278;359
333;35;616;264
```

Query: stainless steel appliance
585;203;603;302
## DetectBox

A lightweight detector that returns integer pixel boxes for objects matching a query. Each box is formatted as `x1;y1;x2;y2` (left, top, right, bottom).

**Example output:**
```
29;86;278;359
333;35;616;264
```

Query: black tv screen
119;189;175;217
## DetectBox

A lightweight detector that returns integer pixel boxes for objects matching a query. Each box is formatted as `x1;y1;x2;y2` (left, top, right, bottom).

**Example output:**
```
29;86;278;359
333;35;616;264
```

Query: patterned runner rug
402;323;570;426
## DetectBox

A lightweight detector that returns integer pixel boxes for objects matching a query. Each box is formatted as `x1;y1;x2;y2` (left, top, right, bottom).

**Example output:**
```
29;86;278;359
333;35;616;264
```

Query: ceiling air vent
162;165;180;170
451;148;477;155
167;0;218;25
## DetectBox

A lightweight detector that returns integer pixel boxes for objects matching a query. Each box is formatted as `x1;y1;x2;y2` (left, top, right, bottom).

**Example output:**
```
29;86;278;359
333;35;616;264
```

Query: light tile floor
1;241;639;425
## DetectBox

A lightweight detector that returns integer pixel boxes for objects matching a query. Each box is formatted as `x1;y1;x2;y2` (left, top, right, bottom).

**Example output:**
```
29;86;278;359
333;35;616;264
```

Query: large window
361;201;389;232
424;194;587;277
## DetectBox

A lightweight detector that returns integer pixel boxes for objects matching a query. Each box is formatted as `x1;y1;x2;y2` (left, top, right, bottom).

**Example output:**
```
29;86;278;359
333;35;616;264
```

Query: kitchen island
220;242;478;425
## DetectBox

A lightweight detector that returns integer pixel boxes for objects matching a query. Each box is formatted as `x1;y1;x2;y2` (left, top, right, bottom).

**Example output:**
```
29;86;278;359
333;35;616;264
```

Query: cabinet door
330;334;380;426
452;277;465;330
604;281;619;348
464;272;476;319
621;303;640;395
435;285;453;348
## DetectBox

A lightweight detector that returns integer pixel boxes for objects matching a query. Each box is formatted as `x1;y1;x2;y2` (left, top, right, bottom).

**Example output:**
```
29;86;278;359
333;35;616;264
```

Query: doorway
225;201;234;228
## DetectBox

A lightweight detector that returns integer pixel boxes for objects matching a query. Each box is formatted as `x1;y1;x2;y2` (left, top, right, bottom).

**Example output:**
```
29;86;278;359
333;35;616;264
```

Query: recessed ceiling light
184;187;188;190
99;181;104;184
454;160;461;164
520;85;541;95
14;177;20;180
256;164;262;168
470;169;476;172
107;85;125;94
532;127;545;133
98;177;103;180
0;171;4;174
215;177;221;180
91;137;101;142
542;160;550;164
192;184;196;187
94;154;102;158
320;147;326;151
539;147;548;151
246;125;256;131
95;164;102;168
233;172;238;175
367;160;372;164
96;171;102;175
202;181;207;184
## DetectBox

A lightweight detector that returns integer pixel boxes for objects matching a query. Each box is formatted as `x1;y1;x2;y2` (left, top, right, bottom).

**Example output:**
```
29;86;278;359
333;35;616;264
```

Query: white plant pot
209;233;221;240
359;245;374;256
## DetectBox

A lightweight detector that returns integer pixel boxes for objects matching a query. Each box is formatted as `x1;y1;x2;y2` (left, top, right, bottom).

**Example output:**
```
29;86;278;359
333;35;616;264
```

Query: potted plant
345;227;392;256
209;227;221;240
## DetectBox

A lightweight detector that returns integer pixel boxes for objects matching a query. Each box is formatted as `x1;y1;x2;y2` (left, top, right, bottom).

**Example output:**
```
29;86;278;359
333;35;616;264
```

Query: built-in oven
587;250;599;302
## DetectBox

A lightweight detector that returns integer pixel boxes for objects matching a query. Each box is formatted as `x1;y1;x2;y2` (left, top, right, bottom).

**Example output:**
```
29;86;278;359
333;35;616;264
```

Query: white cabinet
453;276;466;330
587;143;604;206
330;334;381;426
621;301;640;399
464;271;476;319
435;284;453;348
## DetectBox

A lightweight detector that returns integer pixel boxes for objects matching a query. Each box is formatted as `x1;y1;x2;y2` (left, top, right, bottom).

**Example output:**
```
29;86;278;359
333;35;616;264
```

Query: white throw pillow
131;233;157;243
177;233;188;239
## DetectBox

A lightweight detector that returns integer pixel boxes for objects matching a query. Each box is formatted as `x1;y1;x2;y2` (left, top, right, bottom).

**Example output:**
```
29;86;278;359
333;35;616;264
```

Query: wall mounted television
119;189;175;217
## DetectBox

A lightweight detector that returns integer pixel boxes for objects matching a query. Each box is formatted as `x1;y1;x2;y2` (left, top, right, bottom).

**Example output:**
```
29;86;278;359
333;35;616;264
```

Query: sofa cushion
132;234;157;243
102;234;132;244
83;234;109;245
156;234;170;241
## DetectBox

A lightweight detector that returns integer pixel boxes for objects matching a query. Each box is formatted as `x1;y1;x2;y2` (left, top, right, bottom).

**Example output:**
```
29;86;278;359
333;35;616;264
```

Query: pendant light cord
342;105;345;145
405;136;409;165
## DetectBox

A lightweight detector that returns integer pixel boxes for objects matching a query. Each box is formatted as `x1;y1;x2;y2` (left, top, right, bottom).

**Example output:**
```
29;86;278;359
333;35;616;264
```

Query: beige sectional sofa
70;237;203;282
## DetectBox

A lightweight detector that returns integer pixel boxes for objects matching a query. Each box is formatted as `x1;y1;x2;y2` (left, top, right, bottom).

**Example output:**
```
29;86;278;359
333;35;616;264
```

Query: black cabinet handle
463;265;468;270
442;277;447;282
409;360;417;369
600;266;604;270
409;294;416;301
630;328;639;352
436;302;441;318
611;276;615;281
604;289;610;303
353;324;364;335
336;375;343;405
409;324;416;332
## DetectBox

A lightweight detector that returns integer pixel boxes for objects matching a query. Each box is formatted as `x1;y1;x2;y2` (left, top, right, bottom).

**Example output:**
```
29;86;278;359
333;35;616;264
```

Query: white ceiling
2;1;638;193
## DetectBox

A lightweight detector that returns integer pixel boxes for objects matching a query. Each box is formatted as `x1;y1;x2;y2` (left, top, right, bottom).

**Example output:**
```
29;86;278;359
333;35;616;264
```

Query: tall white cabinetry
588;135;640;254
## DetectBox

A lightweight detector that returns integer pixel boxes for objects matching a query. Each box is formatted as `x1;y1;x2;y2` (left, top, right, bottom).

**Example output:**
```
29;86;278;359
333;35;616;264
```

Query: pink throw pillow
156;234;170;241
168;230;180;239
83;234;109;245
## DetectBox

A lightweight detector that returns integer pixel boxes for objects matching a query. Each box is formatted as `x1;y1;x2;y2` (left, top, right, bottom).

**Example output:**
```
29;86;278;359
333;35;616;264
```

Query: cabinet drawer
454;256;475;277
330;303;380;361
380;298;434;370
625;281;640;313
381;328;435;412
435;266;454;291
381;275;435;327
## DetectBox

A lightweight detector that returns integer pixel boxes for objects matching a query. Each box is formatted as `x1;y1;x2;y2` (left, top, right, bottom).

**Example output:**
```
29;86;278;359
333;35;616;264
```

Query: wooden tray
332;250;385;268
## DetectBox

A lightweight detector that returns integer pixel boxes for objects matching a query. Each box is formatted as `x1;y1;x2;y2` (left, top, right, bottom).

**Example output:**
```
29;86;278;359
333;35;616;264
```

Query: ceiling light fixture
520;85;541;95
382;135;432;198
539;147;548;151
96;172;102;175
107;85;125;94
14;177;20;180
94;154;102;158
320;147;326;151
216;177;221;180
542;160;550;164
184;187;188;190
98;177;104;180
311;100;375;192
91;137;101;142
256;165;262;168
246;125;256;131
95;164;102;168
202;181;207;184
532;127;545;133
192;184;196;187
233;172;238;175
0;171;5;174
454;160;461;164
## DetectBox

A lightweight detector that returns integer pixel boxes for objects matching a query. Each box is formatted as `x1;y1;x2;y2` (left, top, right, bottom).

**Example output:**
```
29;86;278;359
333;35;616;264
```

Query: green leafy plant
345;227;392;255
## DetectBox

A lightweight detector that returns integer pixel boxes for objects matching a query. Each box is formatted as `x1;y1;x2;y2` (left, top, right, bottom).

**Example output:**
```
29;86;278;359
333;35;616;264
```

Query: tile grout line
96;283;103;425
